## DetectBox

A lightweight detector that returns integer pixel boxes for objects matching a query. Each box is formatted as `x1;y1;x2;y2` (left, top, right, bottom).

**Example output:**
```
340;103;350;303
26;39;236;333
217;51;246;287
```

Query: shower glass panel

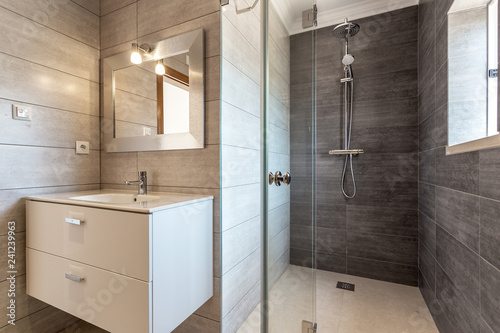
264;0;316;332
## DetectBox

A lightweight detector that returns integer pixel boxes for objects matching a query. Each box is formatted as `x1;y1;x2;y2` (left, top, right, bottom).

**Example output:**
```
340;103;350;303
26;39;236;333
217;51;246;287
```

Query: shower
330;18;364;199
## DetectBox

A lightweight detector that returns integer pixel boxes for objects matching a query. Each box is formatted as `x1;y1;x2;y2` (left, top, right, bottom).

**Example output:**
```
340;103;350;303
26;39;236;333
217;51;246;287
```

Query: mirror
447;0;499;147
103;29;204;152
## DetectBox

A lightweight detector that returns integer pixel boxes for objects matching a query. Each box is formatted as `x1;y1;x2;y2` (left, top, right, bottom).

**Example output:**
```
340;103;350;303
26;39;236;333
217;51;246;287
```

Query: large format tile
221;145;259;188
172;314;220;333
0;7;99;82
347;205;418;237
316;228;346;256
0;0;99;48
479;148;500;201
347;232;417;266
0;53;99;116
435;147;479;194
0;146;99;190
419;182;435;219
101;3;137;48
435;187;480;252
480;198;500;271
138;0;219;37
419;149;436;184
222;216;260;275
419;240;436;293
221;59;259;117
436;226;480;309
0;100;99;149
435;265;480;333
480;259;500;333
221;184;259;232
100;0;135;16
418;211;436;256
220;102;259;149
347;256;418;286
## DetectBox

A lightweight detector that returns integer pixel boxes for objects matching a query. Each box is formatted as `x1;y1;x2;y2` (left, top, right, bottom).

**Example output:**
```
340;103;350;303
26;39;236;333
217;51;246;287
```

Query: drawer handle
65;273;85;283
65;218;84;225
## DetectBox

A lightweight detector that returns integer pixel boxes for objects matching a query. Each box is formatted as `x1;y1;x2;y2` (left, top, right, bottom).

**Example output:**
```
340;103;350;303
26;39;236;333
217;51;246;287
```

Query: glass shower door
263;0;316;332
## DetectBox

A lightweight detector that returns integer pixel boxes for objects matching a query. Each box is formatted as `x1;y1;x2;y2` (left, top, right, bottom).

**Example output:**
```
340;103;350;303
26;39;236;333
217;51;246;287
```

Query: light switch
12;104;32;121
76;141;89;155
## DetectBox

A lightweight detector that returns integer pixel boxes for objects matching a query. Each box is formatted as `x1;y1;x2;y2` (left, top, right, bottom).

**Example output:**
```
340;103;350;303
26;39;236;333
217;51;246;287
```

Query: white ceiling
273;0;420;35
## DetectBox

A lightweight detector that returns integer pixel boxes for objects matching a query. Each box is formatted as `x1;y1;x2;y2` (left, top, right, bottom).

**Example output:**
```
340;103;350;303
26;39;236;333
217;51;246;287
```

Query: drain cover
336;281;355;291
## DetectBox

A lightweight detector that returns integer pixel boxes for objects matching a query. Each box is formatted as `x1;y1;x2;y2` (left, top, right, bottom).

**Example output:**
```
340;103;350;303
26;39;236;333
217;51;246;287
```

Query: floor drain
336;281;355;291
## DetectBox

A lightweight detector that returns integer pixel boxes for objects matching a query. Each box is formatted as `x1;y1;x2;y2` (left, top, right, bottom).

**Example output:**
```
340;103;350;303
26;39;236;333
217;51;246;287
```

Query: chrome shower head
333;18;360;38
342;54;355;65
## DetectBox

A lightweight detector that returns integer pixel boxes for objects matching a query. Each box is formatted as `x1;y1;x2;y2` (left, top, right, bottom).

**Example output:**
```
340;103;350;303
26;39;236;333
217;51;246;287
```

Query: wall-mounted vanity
25;190;213;333
103;29;205;152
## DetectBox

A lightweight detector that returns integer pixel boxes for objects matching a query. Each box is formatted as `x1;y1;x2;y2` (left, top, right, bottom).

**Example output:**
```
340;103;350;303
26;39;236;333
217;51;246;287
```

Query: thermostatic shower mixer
269;171;292;186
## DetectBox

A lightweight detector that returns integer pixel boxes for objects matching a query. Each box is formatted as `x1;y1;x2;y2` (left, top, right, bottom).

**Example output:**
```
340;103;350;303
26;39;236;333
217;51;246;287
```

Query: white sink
70;193;161;204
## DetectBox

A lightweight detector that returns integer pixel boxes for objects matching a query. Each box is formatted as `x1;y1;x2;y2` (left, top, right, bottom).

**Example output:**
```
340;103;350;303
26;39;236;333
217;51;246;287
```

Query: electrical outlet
76;141;90;155
12;104;32;121
143;127;152;136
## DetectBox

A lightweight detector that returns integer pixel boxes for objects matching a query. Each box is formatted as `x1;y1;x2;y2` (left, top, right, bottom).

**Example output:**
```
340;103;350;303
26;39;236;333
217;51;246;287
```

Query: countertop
26;189;214;213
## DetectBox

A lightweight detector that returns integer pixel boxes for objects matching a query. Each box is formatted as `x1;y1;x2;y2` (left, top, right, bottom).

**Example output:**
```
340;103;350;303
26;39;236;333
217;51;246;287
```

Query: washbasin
70;193;161;204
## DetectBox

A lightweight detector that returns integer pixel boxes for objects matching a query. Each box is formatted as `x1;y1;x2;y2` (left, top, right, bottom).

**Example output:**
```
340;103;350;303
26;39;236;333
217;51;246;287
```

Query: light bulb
155;61;165;75
131;51;142;64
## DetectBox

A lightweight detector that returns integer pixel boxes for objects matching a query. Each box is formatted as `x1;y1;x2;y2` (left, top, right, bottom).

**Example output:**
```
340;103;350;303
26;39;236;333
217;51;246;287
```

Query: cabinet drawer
27;249;151;333
27;200;152;281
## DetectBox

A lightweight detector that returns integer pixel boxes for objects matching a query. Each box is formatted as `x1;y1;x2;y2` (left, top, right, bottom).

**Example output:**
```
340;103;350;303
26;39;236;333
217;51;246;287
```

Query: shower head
333;18;360;38
342;54;355;66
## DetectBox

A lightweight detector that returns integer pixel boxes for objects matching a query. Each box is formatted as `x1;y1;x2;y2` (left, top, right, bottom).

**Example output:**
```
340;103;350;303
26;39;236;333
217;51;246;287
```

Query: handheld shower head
342;54;355;66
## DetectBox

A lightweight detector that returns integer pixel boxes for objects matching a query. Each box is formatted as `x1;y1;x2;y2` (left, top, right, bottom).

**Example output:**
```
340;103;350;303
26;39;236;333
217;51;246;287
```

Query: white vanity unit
25;190;213;333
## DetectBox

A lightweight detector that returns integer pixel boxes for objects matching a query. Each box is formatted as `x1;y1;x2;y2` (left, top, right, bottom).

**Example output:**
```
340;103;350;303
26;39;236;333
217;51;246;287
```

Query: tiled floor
237;265;439;333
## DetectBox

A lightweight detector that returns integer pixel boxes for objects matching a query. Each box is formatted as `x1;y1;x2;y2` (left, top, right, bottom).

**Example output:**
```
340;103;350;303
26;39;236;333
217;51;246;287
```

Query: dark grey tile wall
290;6;419;286
418;0;500;332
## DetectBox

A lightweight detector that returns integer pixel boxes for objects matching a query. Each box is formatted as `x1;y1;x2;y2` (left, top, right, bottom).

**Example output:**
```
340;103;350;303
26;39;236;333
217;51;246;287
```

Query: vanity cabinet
26;193;213;333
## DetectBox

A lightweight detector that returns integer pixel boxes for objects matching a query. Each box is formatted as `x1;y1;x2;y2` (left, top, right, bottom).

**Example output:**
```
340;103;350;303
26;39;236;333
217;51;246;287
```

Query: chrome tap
125;171;147;195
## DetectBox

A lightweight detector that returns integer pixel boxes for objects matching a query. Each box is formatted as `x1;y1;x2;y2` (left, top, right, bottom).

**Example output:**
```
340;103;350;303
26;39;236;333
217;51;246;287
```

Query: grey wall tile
419;149;436;184
222;216;259;275
316;252;346;274
435;265;480;333
347;206;418;237
72;0;99;15
419;76;436;124
349;180;418;209
479;148;500;201
316;228;346;255
221;184;260;232
347;256;418;286
221;145;259;188
347;233;418;266
290;225;312;251
419;211;436;255
419;240;436;293
0;305;79;333
220;102;259;149
435;187;480;252
221;59;259;117
172;314;220;333
419;270;455;333
480;198;500;271
436;226;480;309
435;147;479;194
480;259;500;332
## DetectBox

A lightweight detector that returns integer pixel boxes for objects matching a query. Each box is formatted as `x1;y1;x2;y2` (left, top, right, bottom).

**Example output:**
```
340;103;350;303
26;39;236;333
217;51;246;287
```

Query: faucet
125;171;147;195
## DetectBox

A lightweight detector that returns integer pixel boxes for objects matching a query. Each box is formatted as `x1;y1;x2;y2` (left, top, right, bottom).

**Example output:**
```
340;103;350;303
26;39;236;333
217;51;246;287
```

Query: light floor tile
237;265;438;333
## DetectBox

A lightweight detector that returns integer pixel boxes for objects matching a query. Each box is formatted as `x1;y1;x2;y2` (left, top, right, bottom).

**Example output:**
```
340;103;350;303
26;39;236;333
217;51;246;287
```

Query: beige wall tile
100;152;138;185
115;66;156;100
0;146;99;190
0;53;99;116
138;0;219;37
101;0;135;16
220;102;260;149
221;59;260;117
222;15;260;85
115;90;156;125
221;183;260;232
139;12;220;59
222;216;260;275
206;56;221;102
0;99;99;149
138;145;220;188
71;0;100;15
0;0;99;49
206;101;220;145
221;249;260;319
0;7;99;82
101;3;137;49
221;145;259;188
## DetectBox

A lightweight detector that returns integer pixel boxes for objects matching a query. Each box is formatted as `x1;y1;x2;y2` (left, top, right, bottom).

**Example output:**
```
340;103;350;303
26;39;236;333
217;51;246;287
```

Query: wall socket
12;104;32;121
76;141;89;155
